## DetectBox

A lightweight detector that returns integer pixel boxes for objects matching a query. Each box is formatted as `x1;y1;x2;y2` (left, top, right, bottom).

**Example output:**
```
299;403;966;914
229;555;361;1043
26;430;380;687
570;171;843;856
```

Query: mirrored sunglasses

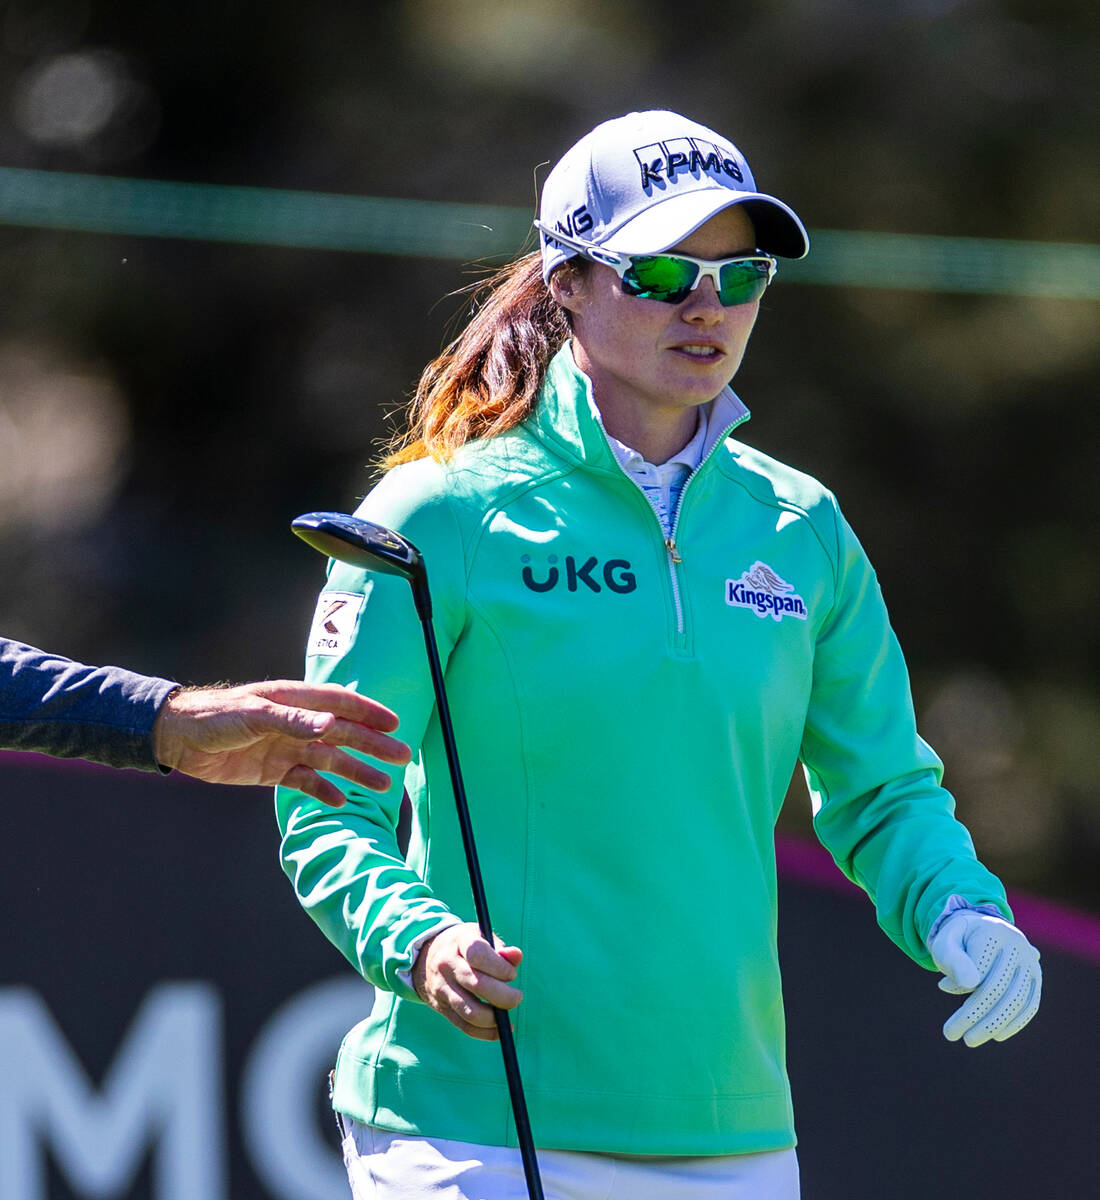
535;220;778;307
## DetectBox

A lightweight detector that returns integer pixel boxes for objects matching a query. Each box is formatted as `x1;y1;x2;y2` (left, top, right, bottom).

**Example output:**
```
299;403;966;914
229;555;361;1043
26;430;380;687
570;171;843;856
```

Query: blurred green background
1;0;1097;909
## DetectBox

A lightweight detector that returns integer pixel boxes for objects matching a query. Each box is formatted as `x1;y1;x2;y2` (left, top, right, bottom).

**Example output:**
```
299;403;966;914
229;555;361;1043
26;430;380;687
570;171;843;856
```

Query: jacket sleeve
0;637;177;771
275;470;469;999
799;500;1012;970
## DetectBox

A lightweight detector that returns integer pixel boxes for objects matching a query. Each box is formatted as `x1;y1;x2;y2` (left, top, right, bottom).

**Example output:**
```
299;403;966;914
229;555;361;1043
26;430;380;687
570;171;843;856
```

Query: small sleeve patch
306;591;365;658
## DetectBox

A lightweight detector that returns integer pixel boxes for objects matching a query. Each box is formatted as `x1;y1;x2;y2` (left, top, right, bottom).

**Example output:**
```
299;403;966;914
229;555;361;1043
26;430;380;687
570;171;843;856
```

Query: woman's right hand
412;922;524;1040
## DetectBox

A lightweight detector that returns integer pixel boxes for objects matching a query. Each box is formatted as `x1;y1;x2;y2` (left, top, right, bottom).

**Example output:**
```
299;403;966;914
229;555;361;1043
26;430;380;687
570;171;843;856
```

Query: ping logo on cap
553;205;595;239
633;137;745;191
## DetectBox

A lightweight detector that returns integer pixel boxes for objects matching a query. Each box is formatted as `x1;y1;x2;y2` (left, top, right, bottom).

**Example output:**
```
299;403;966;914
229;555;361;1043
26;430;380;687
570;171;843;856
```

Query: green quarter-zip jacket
276;343;1011;1155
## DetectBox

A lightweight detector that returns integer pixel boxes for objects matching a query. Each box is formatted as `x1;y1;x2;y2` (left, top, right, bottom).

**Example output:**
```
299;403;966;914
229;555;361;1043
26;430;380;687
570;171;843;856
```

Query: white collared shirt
595;401;711;537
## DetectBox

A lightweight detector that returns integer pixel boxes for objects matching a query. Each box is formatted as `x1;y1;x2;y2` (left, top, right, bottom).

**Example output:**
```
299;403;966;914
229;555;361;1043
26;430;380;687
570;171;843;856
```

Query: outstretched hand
152;680;411;804
412;922;524;1041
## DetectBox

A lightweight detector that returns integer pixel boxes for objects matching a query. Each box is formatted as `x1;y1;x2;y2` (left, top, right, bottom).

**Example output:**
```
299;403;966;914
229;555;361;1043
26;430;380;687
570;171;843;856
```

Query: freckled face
552;205;761;427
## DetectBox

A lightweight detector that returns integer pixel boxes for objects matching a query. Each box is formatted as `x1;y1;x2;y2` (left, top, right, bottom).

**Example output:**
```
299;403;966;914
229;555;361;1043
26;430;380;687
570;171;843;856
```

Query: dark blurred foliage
0;0;1097;905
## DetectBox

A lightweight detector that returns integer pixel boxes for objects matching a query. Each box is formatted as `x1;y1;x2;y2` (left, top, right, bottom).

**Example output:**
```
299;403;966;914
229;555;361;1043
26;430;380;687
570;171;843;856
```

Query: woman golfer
277;110;1041;1199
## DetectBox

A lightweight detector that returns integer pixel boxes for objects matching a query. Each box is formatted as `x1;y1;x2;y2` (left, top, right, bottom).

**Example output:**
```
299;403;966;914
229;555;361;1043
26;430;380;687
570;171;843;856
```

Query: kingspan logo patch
726;562;807;622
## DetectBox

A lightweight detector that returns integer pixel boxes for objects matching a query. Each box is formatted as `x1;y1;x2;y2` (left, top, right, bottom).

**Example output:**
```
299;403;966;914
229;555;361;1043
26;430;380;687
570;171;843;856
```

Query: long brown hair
382;251;581;468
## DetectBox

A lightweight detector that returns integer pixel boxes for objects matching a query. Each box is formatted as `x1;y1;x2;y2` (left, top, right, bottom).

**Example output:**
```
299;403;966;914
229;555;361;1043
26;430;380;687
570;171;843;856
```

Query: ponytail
382;251;579;468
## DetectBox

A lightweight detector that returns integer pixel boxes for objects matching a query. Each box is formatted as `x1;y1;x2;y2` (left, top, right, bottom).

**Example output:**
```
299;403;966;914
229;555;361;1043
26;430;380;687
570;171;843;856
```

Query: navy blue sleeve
0;638;179;771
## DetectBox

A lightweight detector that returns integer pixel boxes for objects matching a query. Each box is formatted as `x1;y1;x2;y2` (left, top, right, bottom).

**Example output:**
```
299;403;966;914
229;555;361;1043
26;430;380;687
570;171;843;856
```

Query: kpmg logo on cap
634;137;745;191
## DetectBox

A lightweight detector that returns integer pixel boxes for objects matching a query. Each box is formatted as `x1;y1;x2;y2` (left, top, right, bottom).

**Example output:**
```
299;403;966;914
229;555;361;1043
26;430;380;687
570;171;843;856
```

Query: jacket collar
530;341;751;473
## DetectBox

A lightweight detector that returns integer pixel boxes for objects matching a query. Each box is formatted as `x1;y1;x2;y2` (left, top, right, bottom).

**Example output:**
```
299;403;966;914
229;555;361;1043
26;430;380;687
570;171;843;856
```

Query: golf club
292;510;545;1200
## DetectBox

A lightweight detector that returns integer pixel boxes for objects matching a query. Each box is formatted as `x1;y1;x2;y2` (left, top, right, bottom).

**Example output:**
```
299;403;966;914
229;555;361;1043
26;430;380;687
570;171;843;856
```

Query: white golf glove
928;909;1041;1047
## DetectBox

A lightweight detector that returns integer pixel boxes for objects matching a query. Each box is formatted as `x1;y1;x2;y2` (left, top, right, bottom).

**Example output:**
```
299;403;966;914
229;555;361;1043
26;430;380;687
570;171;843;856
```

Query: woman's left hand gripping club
412;922;524;1041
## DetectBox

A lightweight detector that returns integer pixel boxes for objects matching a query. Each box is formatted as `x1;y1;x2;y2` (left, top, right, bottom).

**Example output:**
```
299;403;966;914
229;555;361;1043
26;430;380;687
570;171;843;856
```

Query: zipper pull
665;537;682;564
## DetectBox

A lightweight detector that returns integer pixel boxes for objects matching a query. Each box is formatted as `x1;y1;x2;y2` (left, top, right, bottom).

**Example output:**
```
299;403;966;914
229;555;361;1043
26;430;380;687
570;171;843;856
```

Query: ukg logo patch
726;562;807;622
633;137;745;191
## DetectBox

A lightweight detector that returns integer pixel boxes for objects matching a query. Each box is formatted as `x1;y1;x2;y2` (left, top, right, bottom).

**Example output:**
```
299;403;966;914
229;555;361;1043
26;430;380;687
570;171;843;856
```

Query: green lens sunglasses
534;220;778;307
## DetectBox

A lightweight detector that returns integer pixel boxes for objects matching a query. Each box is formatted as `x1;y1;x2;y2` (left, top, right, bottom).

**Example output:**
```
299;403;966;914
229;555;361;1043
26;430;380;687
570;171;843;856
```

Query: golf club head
292;512;424;583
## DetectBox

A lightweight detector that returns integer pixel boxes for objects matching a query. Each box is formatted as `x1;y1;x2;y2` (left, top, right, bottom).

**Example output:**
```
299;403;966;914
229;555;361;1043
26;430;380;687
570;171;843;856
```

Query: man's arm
0;637;175;771
151;680;411;804
1;638;410;803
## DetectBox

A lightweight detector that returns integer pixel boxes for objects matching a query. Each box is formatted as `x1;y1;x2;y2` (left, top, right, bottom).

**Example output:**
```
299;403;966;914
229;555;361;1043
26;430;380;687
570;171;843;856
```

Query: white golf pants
340;1119;801;1199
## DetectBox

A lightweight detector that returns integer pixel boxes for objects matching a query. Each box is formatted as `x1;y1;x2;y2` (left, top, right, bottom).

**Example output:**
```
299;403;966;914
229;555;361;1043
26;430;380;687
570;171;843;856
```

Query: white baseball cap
536;110;809;282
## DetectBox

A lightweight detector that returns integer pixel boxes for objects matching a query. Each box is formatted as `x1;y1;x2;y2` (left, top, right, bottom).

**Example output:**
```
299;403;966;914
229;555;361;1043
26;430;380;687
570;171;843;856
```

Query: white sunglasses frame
533;219;778;304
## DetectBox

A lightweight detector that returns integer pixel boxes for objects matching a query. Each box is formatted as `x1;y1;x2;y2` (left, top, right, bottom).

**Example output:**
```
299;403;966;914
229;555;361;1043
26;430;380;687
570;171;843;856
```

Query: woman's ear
549;263;585;313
